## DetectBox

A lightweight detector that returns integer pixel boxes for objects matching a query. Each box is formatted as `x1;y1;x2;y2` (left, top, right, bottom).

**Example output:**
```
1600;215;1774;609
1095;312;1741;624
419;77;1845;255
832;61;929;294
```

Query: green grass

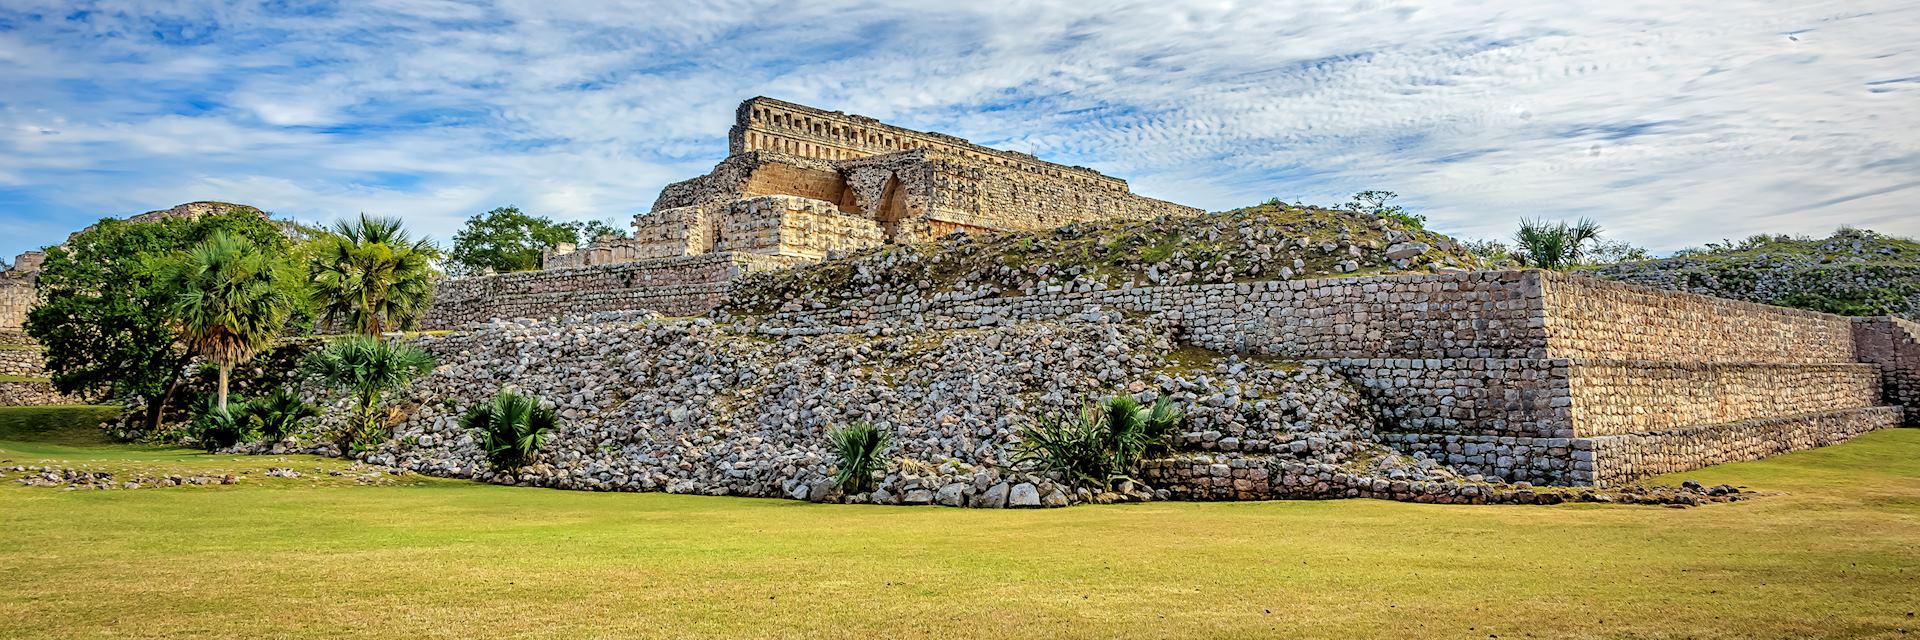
0;374;51;383
2;406;1918;639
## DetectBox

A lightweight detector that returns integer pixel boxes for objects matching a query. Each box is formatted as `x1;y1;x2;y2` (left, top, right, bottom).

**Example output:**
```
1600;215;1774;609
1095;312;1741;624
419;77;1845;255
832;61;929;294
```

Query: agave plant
191;397;255;452
826;421;891;494
463;390;560;472
242;386;318;443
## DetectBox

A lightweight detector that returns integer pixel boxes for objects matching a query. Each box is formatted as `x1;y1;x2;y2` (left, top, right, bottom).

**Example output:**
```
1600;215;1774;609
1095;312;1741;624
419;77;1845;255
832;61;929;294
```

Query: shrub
1012;407;1113;490
463;390;560;472
190;398;254;452
1016;396;1186;490
242;387;318;443
826;421;891;494
304;335;435;455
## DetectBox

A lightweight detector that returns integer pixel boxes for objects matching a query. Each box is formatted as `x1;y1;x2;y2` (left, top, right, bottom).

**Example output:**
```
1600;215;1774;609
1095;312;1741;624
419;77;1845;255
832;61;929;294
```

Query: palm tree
304;335;436;454
1513;218;1604;270
309;214;441;335
152;233;297;412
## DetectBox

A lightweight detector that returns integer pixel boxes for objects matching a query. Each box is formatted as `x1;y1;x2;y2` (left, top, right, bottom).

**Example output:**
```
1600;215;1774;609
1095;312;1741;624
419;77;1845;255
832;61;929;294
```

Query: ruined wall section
0;276;32;330
424;252;808;328
1854;316;1920;426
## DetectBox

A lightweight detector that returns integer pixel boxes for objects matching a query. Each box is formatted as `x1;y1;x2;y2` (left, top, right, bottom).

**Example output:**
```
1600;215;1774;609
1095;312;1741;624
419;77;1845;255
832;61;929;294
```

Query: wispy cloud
0;0;1915;257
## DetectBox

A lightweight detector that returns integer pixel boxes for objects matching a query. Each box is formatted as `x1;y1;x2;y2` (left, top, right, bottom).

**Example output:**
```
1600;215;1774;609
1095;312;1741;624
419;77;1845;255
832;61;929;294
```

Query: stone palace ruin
3;98;1916;505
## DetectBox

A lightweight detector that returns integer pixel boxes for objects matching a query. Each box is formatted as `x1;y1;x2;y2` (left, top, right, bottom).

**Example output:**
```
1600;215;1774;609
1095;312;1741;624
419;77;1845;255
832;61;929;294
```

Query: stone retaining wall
1567;361;1882;436
423;252;807;328
1542;272;1857;364
0;348;45;377
0;380;84;407
1381;406;1902;487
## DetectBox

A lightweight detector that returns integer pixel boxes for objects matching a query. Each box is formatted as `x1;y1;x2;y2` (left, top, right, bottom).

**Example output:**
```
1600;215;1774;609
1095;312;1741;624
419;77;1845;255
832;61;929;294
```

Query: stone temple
426;98;1199;325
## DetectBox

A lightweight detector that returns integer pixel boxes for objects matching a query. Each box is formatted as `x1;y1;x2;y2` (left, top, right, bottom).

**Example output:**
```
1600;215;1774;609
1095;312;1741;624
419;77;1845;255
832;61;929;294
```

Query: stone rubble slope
301;311;1524;507
722;204;1487;316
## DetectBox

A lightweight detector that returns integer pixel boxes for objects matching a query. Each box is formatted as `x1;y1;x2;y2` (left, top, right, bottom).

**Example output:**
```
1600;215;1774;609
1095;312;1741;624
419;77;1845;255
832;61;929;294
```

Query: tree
1513;218;1604;270
448;207;619;276
1343;190;1426;229
304;335;435;454
25;208;290;433
1585;238;1652;265
150;233;299;412
309;214;440;335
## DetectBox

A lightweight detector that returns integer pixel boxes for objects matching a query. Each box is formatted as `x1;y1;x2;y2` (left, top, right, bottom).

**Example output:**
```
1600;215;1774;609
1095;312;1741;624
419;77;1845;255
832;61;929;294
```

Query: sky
0;0;1916;262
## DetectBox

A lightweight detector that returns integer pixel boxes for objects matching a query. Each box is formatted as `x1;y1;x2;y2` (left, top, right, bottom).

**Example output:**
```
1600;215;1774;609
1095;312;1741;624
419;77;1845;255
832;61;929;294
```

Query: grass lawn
3;406;1917;639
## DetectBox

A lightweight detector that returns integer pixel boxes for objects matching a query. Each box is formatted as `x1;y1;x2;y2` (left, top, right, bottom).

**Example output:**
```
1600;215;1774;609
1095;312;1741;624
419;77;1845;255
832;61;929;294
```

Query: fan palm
309;214;441;335
464;390;561;471
151;233;298;412
1513;218;1604;270
304;335;436;453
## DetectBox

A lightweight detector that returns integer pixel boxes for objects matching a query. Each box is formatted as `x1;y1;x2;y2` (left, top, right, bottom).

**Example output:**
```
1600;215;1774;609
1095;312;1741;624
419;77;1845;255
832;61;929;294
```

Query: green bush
1015;396;1185;490
304;335;435;455
826;421;891;494
463;390;560;472
241;387;317;443
190;398;254;452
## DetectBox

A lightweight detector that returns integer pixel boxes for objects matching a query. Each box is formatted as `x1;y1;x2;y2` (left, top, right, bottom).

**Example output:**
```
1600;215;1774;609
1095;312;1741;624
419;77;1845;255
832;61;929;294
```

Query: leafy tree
1512;218;1604;270
447;207;624;276
309;214;440;335
150;233;300;412
1343;190;1426;229
303;335;435;454
25;208;289;433
1585;238;1652;265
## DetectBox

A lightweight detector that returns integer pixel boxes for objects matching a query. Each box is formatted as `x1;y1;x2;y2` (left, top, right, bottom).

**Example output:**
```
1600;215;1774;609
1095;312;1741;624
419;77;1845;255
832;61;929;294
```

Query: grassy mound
1589;228;1920;318
723;204;1487;315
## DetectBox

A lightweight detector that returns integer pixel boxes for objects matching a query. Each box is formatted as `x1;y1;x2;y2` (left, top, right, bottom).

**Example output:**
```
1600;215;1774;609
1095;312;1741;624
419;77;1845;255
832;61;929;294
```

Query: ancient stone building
537;97;1198;271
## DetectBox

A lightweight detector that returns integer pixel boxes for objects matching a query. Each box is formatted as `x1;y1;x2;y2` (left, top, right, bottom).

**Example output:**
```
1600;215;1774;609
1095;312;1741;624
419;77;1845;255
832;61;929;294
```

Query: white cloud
0;0;1915;256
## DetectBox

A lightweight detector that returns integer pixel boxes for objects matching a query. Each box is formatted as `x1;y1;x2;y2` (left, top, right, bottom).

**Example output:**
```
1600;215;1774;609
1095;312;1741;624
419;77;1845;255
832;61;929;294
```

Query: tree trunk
148;374;183;435
217;364;230;413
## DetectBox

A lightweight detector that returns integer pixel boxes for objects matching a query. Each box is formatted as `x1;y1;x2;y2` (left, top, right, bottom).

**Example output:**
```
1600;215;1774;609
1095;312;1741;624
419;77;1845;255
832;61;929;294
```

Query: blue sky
1;0;1916;262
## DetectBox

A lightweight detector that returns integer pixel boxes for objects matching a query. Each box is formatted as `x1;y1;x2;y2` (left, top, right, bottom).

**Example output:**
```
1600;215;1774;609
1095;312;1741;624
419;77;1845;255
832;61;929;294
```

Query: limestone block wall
0;347;45;377
713;196;886;260
1566;361;1881;436
0;380;84;407
1542;272;1856;364
1854;317;1920;425
423;252;807;329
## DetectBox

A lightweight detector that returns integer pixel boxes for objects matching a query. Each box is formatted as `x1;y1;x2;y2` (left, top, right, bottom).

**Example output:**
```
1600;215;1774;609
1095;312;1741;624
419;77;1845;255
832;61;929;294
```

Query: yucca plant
242;386;318;443
826;421;891;494
304;335;436;454
1012;407;1113;490
191;397;255;452
463;390;560;472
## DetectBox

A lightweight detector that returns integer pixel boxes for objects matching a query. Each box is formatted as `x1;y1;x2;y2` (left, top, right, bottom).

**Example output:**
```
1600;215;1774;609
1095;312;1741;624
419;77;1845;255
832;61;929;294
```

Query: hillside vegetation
724;204;1486;315
1589;228;1920;318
